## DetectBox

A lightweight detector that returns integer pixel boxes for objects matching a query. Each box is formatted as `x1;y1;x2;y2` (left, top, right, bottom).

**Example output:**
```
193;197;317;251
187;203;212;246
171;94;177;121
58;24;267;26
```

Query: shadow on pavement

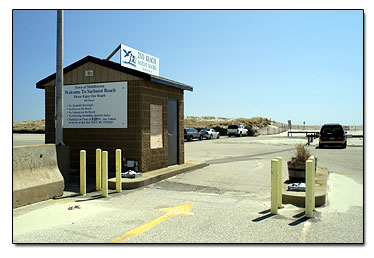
289;216;310;226
252;209;312;226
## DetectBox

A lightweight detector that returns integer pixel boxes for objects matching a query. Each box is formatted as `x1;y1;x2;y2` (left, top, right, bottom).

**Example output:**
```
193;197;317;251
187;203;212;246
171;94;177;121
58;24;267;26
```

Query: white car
227;124;248;137
199;128;220;140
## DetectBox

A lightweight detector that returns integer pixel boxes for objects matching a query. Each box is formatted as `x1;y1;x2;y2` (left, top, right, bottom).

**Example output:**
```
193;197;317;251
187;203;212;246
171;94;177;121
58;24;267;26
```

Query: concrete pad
108;161;208;190
282;168;328;208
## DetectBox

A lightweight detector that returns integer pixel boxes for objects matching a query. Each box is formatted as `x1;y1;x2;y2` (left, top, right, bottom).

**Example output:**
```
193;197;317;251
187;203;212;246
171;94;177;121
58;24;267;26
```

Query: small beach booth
36;44;193;177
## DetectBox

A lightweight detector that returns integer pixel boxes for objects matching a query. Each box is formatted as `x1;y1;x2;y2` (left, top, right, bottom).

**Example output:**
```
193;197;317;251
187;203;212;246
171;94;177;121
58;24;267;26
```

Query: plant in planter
287;144;317;183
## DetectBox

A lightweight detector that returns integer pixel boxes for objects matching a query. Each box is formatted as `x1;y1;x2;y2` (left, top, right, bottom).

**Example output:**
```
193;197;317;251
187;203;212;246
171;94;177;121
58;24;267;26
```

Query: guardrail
289;131;363;145
287;131;320;137
346;134;364;138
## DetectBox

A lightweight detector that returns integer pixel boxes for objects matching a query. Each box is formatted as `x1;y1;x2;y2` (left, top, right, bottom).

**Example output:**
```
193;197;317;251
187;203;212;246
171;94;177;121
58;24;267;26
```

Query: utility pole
55;9;64;145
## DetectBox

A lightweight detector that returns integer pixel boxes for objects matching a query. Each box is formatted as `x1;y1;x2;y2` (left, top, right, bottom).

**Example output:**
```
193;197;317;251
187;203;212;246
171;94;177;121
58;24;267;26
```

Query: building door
168;99;178;166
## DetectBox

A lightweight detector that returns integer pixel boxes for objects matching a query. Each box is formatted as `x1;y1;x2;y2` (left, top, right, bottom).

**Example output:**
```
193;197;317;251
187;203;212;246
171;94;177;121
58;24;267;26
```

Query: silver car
199;128;220;140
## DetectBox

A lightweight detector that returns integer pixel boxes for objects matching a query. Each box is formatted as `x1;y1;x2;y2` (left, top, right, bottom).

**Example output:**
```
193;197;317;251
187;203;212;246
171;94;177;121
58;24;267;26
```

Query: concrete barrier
13;144;64;208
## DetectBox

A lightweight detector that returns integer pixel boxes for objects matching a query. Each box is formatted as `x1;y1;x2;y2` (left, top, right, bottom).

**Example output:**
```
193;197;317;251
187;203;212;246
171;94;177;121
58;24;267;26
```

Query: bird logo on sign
122;49;136;67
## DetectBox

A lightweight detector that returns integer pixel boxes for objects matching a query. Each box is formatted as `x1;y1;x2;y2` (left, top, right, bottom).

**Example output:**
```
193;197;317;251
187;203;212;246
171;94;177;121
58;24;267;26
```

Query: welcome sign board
120;44;159;76
63;82;128;128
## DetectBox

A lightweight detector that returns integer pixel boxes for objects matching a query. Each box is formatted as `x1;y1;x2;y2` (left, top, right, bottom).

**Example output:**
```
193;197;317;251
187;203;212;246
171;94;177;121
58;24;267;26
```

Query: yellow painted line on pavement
110;202;194;243
48;199;77;204
13;210;28;216
300;221;312;243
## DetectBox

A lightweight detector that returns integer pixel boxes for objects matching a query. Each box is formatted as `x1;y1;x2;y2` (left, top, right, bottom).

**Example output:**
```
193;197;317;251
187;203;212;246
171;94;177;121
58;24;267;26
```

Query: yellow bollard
116;149;122;193
96;149;102;191
102;151;109;198
271;159;278;215
80;150;86;196
309;156;316;210
276;157;283;208
305;159;315;218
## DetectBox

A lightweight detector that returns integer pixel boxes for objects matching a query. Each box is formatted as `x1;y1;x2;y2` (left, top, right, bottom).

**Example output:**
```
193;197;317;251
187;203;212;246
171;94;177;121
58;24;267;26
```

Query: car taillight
336;136;345;140
320;136;328;140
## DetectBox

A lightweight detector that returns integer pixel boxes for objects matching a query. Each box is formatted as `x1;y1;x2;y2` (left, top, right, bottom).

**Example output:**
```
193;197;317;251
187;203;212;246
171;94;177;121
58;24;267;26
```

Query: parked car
227;124;248;137
199;128;220;140
184;128;203;141
319;123;347;148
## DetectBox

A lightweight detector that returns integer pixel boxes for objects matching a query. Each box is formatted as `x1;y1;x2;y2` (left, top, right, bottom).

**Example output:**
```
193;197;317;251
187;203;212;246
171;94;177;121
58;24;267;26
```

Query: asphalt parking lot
12;131;364;243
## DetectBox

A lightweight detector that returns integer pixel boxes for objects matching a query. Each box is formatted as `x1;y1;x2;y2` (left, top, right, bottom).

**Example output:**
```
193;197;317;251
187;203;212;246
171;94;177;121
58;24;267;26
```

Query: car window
332;127;343;135
228;125;238;129
321;125;344;136
321;127;332;134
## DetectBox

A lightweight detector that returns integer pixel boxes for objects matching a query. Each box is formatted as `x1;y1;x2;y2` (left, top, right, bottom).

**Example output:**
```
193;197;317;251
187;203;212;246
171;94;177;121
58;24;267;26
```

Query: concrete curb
282;168;328;208
108;161;209;190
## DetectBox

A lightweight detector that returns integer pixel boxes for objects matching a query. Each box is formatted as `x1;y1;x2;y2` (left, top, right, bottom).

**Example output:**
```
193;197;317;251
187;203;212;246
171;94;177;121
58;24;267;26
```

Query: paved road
13;133;363;243
13;134;44;146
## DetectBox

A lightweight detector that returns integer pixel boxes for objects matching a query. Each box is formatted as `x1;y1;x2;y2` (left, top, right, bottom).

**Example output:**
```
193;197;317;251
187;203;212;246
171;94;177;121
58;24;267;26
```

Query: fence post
80;150;86;196
102;151;109;198
116;149;122;193
305;158;315;218
271;159;279;215
276;157;283;208
96;149;102;191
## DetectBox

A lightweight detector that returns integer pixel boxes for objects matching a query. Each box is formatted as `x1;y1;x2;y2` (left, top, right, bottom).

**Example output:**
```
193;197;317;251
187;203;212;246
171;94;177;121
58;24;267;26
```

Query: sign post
55;10;64;145
288;120;292;137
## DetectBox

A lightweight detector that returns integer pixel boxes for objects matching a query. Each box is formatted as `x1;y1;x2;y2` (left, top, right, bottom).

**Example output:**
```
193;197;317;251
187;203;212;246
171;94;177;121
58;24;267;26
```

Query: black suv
184;128;203;141
319;123;347;148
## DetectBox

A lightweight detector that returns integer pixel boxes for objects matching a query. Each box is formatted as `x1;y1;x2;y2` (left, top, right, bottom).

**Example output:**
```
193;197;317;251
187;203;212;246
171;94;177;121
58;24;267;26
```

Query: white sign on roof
120;44;159;76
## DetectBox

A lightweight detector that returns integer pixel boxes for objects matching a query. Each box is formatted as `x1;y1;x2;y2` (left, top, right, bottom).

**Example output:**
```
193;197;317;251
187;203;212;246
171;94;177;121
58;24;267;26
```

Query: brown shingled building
36;55;193;178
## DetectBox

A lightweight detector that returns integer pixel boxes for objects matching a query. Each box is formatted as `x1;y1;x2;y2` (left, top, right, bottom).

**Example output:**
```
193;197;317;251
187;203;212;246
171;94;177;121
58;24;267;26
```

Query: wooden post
102;151;109;198
116;149;122;193
276;157;283;208
271;159;278;215
305;159;315;218
96;149;102;191
80;150;86;196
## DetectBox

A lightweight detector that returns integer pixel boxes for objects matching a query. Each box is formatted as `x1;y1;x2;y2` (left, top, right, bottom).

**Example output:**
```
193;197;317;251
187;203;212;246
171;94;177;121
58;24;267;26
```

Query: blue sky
12;10;363;125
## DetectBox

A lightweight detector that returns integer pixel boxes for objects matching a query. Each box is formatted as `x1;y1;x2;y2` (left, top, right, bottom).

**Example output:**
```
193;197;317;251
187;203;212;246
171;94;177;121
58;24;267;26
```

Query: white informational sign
63;82;127;128
120;44;159;76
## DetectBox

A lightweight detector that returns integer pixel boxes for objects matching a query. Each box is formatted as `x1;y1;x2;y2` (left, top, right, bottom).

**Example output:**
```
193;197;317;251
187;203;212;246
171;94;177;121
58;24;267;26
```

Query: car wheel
188;136;192;142
217;133;220;139
342;142;347;149
210;134;213;139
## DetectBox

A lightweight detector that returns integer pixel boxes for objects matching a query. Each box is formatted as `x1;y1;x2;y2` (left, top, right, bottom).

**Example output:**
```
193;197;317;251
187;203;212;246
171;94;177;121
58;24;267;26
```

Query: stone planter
287;158;317;183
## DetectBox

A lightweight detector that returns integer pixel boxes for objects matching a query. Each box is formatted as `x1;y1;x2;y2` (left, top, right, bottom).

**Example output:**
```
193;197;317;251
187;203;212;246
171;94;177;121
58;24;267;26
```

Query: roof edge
36;56;193;91
151;76;193;92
